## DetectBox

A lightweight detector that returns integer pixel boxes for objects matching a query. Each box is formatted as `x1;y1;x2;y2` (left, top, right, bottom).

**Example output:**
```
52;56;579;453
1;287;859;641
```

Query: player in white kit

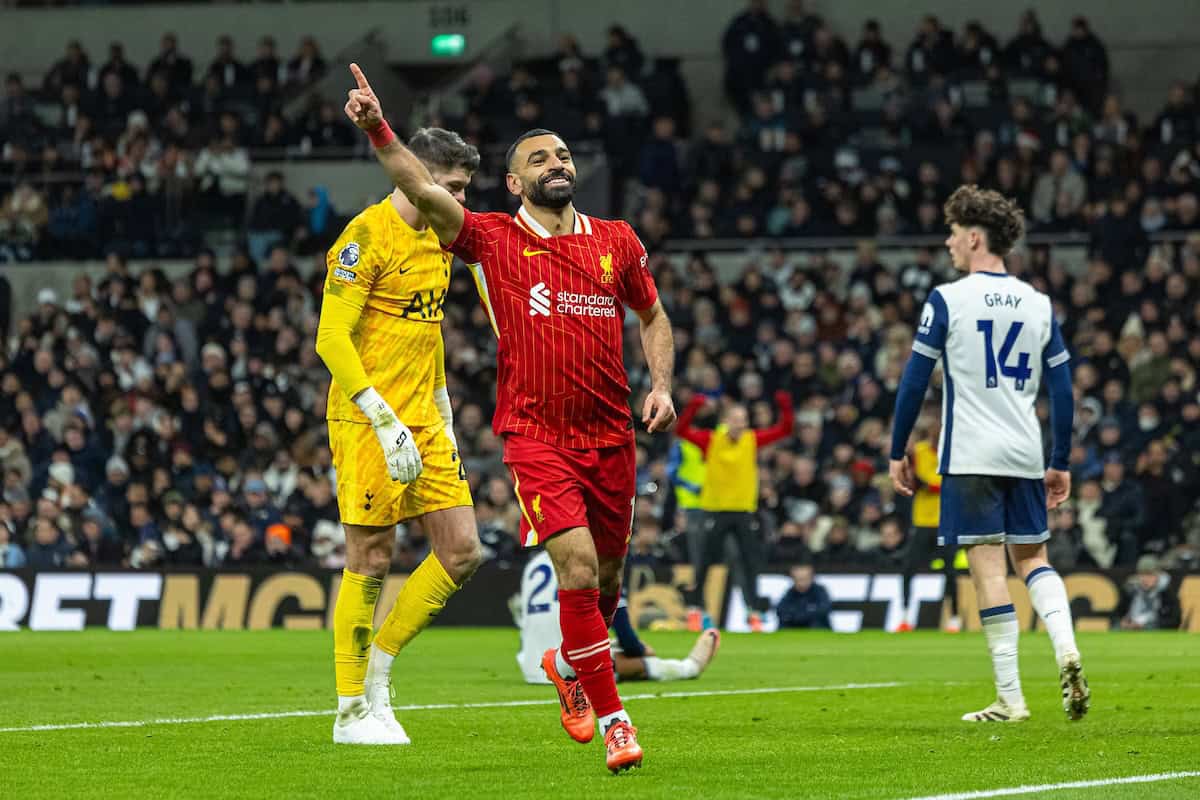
515;550;720;685
889;185;1090;723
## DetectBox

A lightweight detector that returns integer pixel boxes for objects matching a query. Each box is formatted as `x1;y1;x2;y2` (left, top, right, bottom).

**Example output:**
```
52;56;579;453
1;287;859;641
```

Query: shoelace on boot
568;682;590;717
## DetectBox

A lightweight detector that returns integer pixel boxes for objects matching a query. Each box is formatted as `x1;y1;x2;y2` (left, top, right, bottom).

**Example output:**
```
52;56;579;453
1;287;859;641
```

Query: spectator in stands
1002;10;1048;77
1098;453;1145;565
639;116;682;192
871;515;906;569
1031;149;1087;225
604;24;645;78
722;0;779;113
1116;555;1180;630
1136;439;1184;553
851;20;890;83
1;182;49;259
99;42;140;92
1060;17;1109;112
1151;82;1197;148
816;516;859;567
76;507;125;566
770;515;815;565
94;72;135;139
43;40;90;97
904;15;956;82
224;517;265;565
1046;503;1085;570
299;101;356;150
25;517;71;569
207;35;250;91
194;129;250;227
1;71;37;143
1090;194;1148;271
252;36;282;84
776;562;832;629
0;502;25;567
248;171;303;261
287;36;327;87
147;32;194;93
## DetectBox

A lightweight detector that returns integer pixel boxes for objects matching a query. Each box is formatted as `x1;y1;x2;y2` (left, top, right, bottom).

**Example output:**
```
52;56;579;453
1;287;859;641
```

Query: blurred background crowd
1;3;1198;631
5;6;1200;258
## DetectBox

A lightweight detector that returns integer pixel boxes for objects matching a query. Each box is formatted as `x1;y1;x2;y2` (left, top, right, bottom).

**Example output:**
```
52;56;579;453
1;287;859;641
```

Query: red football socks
599;590;620;628
558;588;623;718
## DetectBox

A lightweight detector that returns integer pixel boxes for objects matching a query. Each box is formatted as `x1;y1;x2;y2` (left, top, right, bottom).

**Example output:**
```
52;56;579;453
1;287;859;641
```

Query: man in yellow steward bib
675;390;794;624
315;128;482;745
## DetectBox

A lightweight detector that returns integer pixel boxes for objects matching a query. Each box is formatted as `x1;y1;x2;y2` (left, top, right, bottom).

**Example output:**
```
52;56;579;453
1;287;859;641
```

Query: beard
525;171;576;209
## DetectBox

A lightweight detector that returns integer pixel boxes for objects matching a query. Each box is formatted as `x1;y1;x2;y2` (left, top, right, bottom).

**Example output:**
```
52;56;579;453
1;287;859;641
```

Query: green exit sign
430;34;466;57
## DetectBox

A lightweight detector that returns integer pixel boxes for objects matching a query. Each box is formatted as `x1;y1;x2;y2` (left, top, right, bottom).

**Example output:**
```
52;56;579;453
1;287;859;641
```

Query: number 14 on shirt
976;320;1033;390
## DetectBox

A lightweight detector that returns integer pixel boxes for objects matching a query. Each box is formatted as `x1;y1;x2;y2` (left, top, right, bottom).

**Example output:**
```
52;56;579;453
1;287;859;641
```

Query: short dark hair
505;128;562;171
407;127;480;174
943;184;1025;257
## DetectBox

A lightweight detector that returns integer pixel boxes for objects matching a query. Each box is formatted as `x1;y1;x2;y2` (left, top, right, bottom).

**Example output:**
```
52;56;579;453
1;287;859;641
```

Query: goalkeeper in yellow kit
315;128;482;745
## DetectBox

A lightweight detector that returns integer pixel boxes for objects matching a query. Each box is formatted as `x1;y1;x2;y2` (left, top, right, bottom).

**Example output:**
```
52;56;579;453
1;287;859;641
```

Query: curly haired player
890;185;1089;723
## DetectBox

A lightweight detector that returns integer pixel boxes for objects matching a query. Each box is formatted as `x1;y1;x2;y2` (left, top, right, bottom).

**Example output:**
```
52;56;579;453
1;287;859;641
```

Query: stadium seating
1;5;1198;582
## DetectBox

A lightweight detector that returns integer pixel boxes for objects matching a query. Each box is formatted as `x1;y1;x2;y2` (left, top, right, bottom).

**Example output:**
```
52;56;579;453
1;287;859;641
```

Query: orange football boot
604;720;643;773
541;649;594;743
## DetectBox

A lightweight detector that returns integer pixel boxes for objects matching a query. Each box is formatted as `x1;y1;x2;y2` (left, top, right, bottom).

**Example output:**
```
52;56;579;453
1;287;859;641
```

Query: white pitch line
0;681;903;734
901;771;1200;800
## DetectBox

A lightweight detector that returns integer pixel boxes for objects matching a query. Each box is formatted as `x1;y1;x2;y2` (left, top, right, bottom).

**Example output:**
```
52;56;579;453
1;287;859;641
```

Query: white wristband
433;386;453;426
354;386;392;425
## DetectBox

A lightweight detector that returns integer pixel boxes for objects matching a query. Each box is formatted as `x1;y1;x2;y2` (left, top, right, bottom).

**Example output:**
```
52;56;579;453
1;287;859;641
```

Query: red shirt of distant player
447;206;658;449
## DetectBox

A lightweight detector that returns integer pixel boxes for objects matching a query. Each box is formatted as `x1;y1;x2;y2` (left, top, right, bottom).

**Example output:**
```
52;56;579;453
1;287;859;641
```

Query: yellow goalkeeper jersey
318;196;450;428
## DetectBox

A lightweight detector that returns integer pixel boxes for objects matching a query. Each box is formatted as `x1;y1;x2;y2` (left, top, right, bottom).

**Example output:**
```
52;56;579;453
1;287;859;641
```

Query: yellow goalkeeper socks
333;569;383;697
373;553;459;658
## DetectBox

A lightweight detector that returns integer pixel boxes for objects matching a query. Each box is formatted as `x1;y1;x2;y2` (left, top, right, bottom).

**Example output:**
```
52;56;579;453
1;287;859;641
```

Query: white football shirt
912;272;1068;479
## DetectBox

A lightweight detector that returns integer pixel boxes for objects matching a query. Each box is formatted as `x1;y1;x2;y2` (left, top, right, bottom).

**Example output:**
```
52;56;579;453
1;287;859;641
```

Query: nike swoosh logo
396;266;413;275
523;247;551;257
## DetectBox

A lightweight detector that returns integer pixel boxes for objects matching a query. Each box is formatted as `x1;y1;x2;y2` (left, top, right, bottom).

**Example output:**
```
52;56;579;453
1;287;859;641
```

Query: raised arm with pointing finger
344;63;465;245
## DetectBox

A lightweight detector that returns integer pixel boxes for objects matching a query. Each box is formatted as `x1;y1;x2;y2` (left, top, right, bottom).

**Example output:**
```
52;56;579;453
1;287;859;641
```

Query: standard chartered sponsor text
556;290;616;317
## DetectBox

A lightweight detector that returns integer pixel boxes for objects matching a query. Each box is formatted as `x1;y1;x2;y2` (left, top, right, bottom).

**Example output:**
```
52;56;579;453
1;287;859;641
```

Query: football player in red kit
344;64;676;773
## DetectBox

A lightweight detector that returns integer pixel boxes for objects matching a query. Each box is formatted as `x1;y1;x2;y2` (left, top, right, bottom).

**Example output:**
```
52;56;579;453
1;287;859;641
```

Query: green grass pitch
2;629;1198;799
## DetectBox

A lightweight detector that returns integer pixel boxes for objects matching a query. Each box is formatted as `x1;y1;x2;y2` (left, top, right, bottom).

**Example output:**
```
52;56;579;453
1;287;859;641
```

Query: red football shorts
503;434;636;559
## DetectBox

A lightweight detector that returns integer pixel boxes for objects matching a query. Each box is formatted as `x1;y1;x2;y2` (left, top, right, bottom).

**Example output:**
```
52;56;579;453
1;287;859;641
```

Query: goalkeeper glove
355;386;422;483
433;386;457;452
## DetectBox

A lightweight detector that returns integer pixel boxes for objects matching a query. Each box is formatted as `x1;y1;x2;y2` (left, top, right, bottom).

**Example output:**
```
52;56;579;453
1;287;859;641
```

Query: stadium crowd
1;226;1198;576
0;5;1198;592
4;8;1200;259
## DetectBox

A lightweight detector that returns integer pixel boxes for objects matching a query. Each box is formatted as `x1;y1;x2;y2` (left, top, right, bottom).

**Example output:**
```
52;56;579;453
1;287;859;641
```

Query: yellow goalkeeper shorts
329;421;473;527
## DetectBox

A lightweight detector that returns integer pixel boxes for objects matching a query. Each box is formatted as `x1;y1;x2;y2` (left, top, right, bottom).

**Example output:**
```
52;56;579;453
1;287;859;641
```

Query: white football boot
961;697;1030;722
332;696;408;745
366;660;412;744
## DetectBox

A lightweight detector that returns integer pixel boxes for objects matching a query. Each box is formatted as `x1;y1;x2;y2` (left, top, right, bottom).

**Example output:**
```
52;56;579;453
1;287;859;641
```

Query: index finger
349;63;372;92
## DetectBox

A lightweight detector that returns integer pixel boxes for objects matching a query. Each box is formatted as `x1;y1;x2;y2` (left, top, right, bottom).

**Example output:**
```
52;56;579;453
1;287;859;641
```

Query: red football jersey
448;205;658;449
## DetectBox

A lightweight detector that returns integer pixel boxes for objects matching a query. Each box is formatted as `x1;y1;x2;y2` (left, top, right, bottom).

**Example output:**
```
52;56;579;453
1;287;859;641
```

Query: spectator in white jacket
194;133;250;226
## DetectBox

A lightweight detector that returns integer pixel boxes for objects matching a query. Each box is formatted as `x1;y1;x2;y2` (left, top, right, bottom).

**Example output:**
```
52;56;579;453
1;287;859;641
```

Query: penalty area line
901;770;1200;800
0;681;905;734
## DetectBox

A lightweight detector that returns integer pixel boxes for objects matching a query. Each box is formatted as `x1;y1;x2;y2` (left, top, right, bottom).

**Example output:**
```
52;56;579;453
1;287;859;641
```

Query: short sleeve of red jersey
446;208;490;264
616;222;658;311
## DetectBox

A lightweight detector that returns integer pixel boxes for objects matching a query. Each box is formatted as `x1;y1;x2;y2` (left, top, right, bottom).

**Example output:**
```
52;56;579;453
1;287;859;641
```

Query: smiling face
506;133;577;210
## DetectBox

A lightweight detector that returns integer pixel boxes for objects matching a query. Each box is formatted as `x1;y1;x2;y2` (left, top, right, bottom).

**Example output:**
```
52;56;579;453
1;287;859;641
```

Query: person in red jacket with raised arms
675;390;794;628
